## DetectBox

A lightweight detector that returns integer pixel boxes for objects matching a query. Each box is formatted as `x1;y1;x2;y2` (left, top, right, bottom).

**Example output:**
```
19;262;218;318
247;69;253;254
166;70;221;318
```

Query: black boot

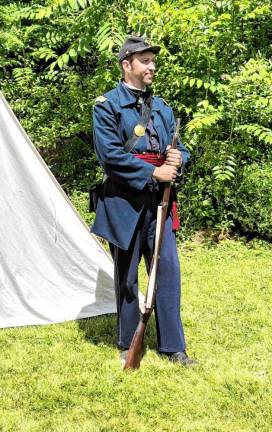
161;351;198;366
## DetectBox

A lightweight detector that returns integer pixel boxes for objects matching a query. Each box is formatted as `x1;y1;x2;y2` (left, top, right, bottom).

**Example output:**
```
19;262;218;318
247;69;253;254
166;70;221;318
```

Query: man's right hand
152;163;177;182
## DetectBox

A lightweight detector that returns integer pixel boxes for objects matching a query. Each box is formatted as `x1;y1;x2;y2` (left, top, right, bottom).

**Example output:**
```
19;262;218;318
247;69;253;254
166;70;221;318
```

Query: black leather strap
123;95;152;153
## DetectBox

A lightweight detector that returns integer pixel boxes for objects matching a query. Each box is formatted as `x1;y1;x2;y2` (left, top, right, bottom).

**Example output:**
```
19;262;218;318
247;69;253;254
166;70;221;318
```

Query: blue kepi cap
118;36;160;62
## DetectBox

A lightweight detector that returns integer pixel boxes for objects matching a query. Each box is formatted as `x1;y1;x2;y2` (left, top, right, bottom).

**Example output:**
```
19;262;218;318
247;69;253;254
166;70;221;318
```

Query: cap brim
134;46;161;55
118;45;161;62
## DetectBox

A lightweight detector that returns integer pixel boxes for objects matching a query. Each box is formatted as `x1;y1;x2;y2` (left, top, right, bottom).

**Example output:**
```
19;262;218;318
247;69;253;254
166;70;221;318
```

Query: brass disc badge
134;124;146;137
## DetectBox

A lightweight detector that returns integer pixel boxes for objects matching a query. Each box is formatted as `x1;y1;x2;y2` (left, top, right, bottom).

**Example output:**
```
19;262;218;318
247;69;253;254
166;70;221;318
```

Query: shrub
69;190;95;226
234;163;272;239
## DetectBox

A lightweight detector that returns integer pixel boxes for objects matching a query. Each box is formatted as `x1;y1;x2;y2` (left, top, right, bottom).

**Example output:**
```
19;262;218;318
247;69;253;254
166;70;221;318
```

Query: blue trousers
109;208;186;353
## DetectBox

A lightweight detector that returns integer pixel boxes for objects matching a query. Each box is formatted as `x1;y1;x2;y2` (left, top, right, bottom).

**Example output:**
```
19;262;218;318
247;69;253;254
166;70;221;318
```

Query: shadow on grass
77;314;117;348
77;313;159;351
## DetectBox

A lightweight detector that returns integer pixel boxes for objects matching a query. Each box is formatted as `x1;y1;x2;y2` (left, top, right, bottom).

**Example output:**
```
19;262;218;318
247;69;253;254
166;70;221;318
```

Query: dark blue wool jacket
91;81;190;250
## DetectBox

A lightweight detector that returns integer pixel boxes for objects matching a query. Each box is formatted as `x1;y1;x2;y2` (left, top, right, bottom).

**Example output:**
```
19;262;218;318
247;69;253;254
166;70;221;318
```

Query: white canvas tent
0;92;116;329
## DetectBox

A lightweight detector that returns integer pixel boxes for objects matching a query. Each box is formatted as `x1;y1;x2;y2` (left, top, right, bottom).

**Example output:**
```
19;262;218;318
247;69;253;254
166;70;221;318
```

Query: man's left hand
166;146;182;168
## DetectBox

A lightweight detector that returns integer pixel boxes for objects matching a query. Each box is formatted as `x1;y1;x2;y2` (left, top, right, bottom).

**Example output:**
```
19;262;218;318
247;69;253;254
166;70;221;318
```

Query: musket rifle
124;119;181;370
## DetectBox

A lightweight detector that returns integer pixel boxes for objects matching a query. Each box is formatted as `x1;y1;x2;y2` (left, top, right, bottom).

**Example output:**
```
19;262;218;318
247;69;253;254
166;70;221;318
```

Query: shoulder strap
123;96;152;153
100;96;153;184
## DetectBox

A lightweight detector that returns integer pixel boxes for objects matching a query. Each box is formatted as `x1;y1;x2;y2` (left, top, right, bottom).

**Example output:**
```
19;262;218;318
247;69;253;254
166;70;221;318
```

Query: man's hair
119;55;134;77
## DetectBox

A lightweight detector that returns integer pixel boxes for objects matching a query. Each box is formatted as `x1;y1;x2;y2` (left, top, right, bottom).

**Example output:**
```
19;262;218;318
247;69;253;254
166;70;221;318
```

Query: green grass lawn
1;241;271;432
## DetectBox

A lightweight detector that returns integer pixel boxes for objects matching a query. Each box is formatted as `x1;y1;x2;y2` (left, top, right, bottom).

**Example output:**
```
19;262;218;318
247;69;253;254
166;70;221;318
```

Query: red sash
133;152;166;167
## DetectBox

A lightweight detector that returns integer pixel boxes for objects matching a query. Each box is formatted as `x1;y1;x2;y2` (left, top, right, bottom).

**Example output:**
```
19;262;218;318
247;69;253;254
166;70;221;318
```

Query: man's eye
143;59;155;65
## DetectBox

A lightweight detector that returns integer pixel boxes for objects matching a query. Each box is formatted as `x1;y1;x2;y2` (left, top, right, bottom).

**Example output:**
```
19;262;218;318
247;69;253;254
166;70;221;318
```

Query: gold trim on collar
95;96;107;103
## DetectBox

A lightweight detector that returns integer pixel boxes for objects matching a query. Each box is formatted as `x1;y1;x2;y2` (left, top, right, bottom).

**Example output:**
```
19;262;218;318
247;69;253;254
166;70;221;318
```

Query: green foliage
69;190;95;226
0;0;272;238
213;155;236;181
186;110;223;134
240;124;272;145
234;163;272;239
177;57;272;237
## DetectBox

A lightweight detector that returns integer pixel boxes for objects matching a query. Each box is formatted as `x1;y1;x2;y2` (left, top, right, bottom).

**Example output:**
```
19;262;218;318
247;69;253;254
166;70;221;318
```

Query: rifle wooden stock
124;119;181;370
123;315;148;369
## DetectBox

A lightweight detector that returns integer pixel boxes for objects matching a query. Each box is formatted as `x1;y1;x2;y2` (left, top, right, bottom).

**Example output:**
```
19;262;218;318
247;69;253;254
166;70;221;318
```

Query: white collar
123;81;146;92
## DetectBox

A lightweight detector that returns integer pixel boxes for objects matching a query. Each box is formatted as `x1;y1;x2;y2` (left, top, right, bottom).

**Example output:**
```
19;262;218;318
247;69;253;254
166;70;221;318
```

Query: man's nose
149;62;156;71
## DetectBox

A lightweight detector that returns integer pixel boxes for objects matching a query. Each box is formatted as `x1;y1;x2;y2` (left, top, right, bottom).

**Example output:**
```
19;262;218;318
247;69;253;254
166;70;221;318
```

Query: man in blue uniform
92;36;196;365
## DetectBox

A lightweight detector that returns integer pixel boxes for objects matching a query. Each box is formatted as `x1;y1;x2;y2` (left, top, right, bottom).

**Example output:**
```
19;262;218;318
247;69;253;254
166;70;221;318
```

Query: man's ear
122;59;131;73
